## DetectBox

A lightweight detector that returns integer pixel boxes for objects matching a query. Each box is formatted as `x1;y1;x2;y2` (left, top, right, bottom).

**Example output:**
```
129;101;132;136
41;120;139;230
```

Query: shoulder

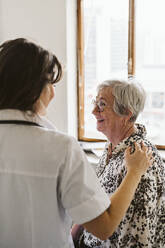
36;127;78;146
26;126;82;163
132;135;164;168
143;139;164;168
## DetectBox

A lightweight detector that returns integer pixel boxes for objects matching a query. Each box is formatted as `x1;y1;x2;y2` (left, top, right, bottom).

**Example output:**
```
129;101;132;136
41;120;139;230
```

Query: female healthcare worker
0;38;152;248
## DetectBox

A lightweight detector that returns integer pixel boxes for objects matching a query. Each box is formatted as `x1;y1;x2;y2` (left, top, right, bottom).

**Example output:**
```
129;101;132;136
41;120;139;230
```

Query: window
77;0;165;148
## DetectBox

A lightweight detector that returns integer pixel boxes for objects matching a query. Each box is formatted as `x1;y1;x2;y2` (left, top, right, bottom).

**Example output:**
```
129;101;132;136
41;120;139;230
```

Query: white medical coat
0;109;110;248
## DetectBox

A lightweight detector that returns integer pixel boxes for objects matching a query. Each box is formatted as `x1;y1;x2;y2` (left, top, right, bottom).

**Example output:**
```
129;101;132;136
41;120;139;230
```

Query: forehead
97;87;114;104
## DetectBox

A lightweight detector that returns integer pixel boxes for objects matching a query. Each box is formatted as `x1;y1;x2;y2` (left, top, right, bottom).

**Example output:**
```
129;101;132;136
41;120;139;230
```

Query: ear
122;110;133;125
127;110;133;121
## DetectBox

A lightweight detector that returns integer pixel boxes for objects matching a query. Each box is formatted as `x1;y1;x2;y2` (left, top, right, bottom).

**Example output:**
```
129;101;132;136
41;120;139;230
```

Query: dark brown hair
0;38;62;111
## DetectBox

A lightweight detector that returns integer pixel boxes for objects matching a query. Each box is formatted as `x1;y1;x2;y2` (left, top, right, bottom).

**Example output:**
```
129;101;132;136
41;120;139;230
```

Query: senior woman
0;39;152;248
82;80;165;248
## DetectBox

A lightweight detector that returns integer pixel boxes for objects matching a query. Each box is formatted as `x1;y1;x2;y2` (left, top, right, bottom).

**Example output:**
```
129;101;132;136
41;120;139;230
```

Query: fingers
125;141;154;176
126;142;153;163
134;142;148;153
125;141;153;159
125;146;131;156
134;142;141;152
134;141;149;153
140;141;147;152
145;146;153;163
125;142;142;159
125;142;141;155
136;142;154;167
148;150;154;165
124;146;132;160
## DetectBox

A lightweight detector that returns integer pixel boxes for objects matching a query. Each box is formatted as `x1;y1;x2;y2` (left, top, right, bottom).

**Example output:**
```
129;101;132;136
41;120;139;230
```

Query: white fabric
0;109;110;248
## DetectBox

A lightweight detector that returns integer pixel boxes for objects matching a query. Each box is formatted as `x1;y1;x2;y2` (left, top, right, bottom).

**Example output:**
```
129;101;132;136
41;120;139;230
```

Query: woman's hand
124;142;153;177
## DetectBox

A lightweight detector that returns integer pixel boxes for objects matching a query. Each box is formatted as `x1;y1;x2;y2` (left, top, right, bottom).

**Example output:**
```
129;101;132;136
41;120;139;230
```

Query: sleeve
118;151;164;246
59;137;110;225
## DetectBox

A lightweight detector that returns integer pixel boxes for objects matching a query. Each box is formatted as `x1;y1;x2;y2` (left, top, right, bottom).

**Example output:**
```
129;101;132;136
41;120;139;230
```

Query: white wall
0;0;78;137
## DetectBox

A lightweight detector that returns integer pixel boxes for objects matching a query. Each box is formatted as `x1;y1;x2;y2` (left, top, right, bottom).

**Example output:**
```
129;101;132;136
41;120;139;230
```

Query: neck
109;124;135;149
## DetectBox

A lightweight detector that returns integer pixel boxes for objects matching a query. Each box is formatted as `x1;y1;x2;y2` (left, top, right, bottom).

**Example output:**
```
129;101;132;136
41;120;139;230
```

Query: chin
97;125;105;133
97;125;109;137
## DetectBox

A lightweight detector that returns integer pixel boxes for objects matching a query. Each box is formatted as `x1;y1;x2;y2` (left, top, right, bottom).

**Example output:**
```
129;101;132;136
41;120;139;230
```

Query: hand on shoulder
124;142;153;177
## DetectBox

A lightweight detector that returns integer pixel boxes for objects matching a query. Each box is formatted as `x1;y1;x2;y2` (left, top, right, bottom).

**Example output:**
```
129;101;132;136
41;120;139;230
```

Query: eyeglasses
92;99;108;112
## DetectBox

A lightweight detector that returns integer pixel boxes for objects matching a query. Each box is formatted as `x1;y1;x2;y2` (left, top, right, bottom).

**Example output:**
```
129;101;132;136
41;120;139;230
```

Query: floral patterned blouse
83;124;165;248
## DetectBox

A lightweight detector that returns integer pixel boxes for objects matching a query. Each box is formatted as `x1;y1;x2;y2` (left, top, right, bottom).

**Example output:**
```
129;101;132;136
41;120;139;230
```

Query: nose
92;105;100;115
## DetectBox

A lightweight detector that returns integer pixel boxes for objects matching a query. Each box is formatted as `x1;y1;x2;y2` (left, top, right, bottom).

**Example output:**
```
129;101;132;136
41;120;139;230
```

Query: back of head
98;79;146;122
0;38;62;112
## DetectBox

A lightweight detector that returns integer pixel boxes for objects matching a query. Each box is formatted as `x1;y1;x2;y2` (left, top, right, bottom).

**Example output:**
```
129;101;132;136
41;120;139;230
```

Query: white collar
0;109;56;130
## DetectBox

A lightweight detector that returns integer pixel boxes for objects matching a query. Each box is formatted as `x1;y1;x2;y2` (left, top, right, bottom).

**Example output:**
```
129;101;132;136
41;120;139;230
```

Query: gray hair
97;79;146;122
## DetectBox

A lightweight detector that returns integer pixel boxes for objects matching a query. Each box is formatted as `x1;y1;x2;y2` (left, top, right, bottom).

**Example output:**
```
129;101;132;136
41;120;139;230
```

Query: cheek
104;111;113;122
105;112;120;127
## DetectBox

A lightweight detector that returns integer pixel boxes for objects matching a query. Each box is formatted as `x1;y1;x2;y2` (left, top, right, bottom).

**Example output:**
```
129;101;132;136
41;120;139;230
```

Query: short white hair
97;79;146;122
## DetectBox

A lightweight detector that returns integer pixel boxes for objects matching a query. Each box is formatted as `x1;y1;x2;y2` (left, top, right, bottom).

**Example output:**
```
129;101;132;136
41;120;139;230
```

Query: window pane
136;0;165;145
83;0;129;139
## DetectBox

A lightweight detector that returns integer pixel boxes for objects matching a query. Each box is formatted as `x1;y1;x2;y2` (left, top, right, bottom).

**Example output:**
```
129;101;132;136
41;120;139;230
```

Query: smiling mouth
97;119;104;123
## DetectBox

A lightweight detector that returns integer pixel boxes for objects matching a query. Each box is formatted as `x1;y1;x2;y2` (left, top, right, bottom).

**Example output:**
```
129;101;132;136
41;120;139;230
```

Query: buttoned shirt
84;124;165;248
0;109;110;248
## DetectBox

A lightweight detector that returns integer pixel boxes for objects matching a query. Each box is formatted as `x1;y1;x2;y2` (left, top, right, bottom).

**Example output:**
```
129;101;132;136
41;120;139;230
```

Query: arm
82;142;152;240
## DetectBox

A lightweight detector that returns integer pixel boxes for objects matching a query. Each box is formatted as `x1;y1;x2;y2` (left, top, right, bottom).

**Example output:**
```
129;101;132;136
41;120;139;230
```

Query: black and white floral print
83;124;165;248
